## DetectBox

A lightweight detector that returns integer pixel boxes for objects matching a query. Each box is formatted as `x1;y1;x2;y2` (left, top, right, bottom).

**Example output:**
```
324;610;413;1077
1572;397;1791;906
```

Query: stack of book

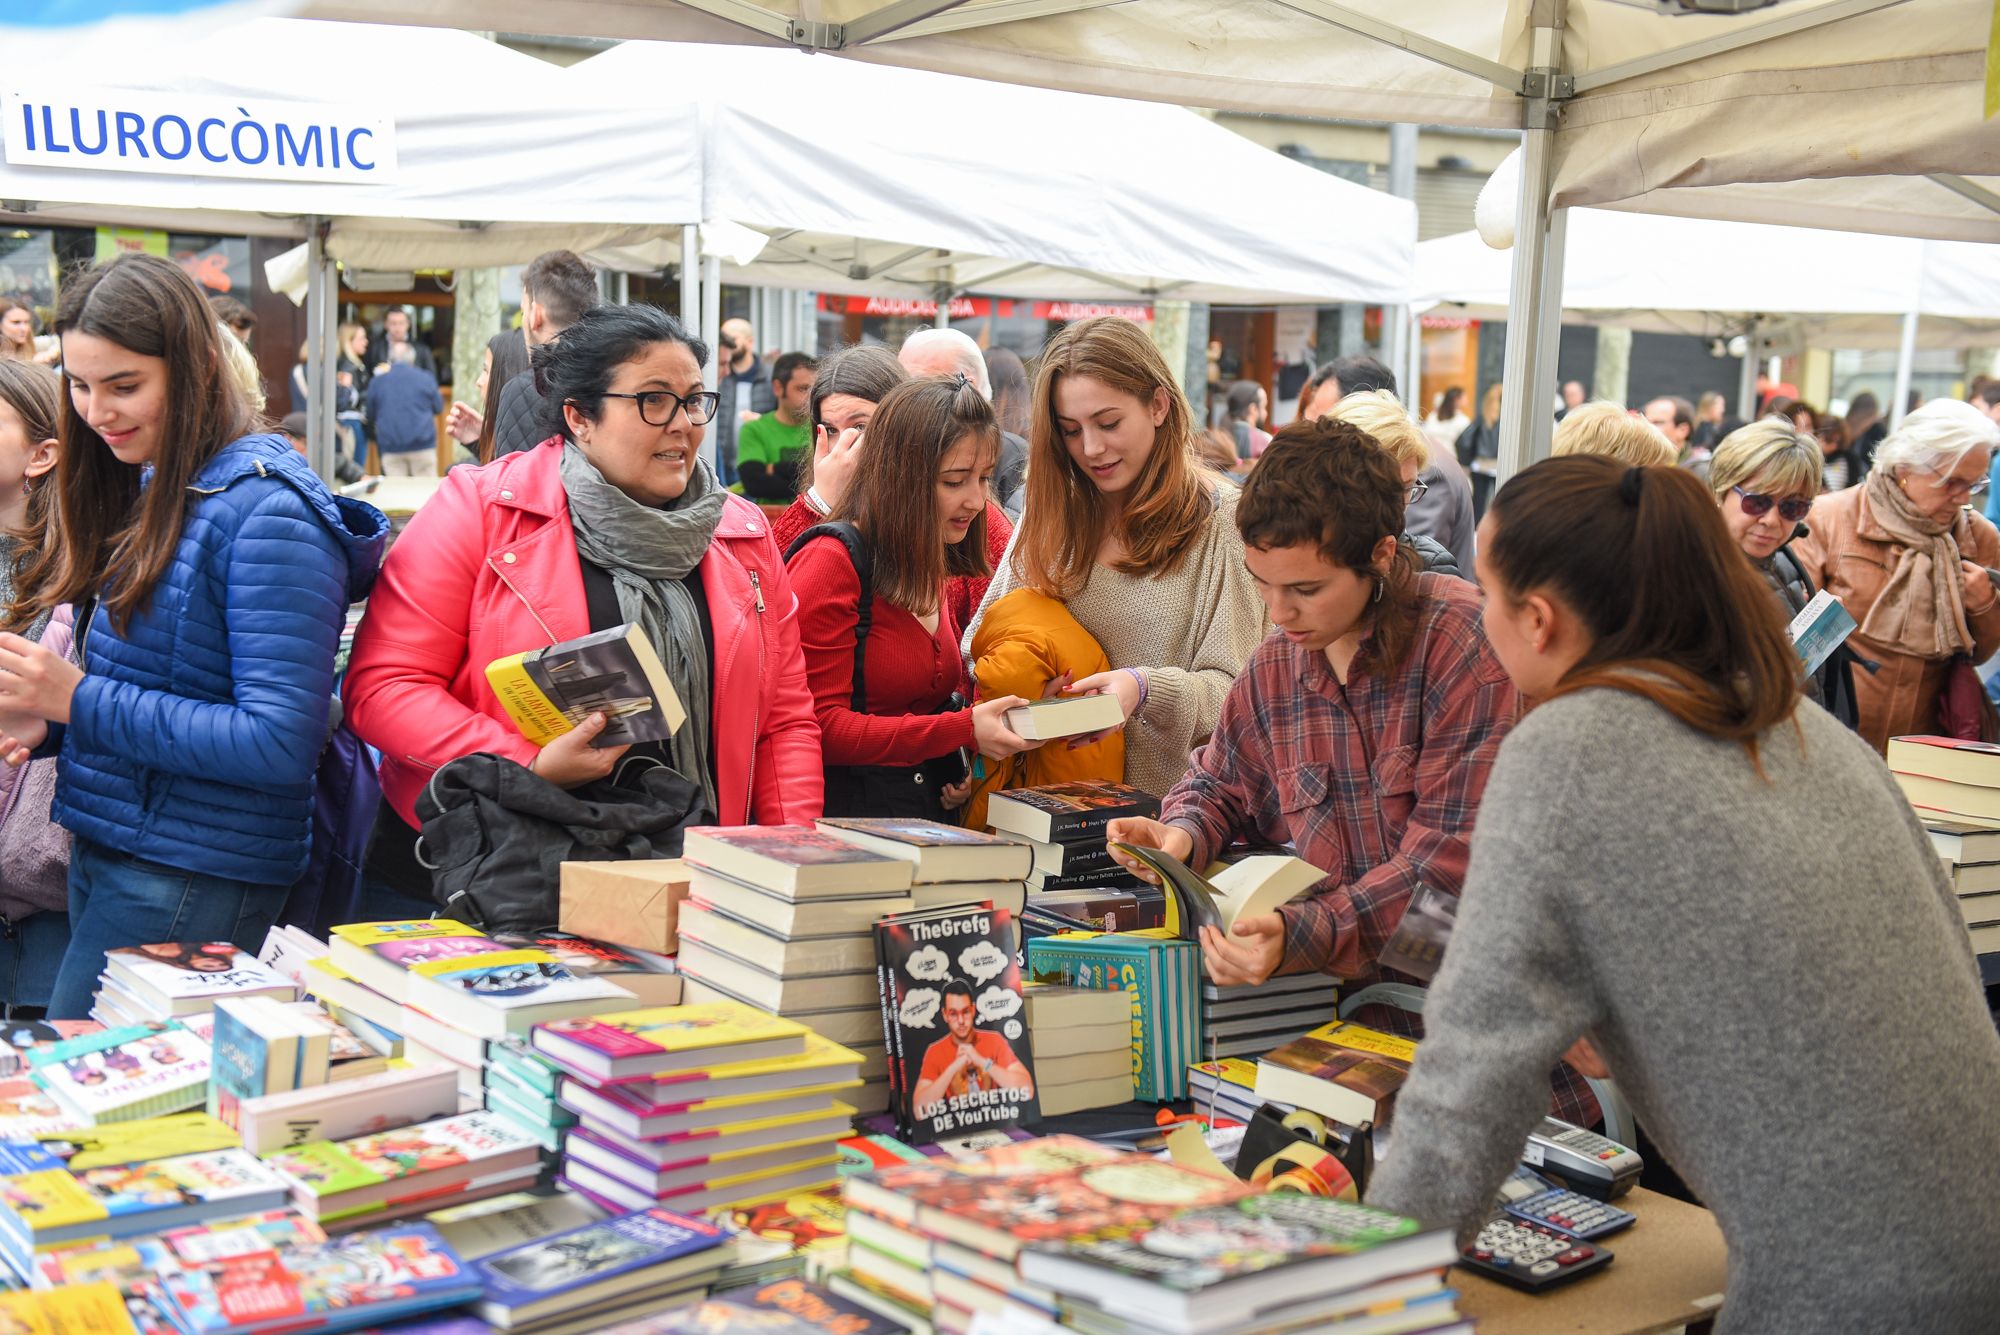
93;943;296;1030
1928;819;2000;952
1023;985;1132;1117
207;995;334;1131
231;1060;463;1157
0;1142;291;1283
1025;930;1199;1102
262;1108;544;1229
29;1209;324;1327
676;826;919;1113
468;1206;738;1333
1021;886;1166;939
1199;971;1339;1061
1252;1020;1416;1131
484;1037;581;1152
27;1022;212;1125
985;782;1159;894
534;1000;861;1218
818;818;1035;917
493;930;685;1007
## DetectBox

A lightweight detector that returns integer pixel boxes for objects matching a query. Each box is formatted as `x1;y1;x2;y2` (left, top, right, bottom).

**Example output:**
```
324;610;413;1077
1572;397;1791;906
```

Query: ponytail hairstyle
801;344;907;495
1018;317;1214;598
1485;455;1800;754
0;360;60;631
832;375;999;614
36;253;255;633
1238;417;1422;674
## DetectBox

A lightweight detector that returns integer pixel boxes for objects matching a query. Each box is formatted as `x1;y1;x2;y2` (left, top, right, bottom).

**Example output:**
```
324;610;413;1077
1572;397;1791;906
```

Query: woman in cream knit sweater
964;319;1265;799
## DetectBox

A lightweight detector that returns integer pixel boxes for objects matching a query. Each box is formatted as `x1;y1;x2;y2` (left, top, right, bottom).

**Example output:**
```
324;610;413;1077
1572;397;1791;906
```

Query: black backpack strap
786;522;874;712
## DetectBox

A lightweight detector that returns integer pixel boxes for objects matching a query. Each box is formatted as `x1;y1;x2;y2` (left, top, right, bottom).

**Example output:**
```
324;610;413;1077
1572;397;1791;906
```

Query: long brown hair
1485;455;1800;751
0;361;60;631
1238;418;1422;675
1017;317;1213;598
831;376;996;615
32;254;255;633
0;299;36;361
476;330;533;464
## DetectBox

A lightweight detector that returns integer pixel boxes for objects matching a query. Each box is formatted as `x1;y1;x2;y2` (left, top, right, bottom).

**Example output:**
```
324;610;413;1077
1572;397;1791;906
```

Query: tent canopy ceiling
302;0;2000;240
562;41;1415;305
0;19;704;265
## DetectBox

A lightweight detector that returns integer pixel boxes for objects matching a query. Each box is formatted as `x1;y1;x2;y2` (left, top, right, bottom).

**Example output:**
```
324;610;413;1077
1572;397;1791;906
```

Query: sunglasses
1731;486;1812;524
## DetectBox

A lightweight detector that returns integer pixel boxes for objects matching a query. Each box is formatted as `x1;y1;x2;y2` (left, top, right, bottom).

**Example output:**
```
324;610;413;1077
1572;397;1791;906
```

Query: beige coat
1791;484;2000;752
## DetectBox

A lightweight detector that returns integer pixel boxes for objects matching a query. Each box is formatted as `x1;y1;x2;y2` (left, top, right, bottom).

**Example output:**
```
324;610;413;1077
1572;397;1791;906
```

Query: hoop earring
1372;576;1384;604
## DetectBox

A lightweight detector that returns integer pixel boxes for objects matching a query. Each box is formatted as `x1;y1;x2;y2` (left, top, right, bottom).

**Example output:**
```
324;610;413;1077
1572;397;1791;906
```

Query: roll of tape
1280;1109;1328;1144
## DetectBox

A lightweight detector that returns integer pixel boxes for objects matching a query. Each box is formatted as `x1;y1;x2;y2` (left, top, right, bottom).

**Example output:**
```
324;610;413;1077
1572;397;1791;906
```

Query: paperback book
530;1000;808;1083
1025;930;1199;1101
208;996;334;1130
1253;1020;1416;1128
817;818;1034;883
103;944;296;1018
264;1110;542;1222
233;1062;462;1157
472;1206;733;1330
402;949;637;1040
984;782;1160;845
325;921;506;1006
492;933;683;1007
875;906;1038;1143
487;622;686;748
599;1278;907;1334
682;827;915;898
27;1023;210;1124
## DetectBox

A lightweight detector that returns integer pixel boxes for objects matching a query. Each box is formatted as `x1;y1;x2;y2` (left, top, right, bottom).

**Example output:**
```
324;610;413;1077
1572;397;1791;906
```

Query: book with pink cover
531;1001;808;1083
681;827;914;898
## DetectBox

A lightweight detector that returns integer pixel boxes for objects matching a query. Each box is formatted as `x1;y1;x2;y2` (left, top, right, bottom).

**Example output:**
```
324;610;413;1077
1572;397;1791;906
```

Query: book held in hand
875;905;1039;1143
487;622;686;748
1002;693;1126;741
1788;588;1858;675
1110;847;1322;939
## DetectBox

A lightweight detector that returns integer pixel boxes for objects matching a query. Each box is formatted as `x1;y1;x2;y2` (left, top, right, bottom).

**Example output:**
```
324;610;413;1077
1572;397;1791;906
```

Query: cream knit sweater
963;486;1268;800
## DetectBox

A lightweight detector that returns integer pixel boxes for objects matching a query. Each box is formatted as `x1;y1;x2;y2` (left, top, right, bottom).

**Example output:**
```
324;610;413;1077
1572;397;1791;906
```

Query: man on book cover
914;980;1034;1115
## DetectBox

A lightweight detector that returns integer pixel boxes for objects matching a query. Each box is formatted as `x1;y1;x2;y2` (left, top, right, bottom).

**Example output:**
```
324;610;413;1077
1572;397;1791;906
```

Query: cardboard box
558;859;690;954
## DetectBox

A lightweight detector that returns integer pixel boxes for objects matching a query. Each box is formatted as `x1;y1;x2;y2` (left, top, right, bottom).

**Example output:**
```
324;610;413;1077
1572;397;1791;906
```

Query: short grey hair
1872;399;2000;478
898;328;990;397
389;342;417;366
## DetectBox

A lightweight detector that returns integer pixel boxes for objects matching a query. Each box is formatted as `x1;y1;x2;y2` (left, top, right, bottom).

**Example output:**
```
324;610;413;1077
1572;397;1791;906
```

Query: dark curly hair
1238;416;1422;674
533;304;708;441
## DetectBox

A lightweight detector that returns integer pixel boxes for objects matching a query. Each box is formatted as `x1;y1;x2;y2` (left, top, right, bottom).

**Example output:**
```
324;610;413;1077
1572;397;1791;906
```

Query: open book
1109;847;1323;938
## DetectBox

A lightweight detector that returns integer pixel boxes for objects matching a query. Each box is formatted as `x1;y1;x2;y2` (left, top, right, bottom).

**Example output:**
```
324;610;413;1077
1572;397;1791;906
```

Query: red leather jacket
345;445;823;829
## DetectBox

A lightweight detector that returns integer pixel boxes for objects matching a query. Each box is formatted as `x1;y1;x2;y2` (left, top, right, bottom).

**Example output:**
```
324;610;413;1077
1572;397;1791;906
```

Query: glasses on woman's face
1921;462;1991;499
598;389;721;427
1405;477;1430;504
1731;486;1813;524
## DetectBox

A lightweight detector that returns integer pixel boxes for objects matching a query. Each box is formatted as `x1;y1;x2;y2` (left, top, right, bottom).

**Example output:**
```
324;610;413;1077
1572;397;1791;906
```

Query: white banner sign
3;88;396;185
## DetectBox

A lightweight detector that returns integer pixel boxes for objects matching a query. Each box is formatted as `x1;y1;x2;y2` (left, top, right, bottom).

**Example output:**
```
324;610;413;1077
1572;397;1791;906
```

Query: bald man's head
899;328;990;397
720;319;756;371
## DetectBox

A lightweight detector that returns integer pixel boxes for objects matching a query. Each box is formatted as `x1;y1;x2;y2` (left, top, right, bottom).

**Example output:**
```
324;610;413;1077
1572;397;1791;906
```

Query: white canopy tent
561;42;1416;310
305;0;2000;475
1417;209;2000;418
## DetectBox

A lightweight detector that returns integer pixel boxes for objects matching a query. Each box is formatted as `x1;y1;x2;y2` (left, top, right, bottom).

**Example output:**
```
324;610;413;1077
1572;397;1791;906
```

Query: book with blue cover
473;1206;735;1329
1025;930;1198;1101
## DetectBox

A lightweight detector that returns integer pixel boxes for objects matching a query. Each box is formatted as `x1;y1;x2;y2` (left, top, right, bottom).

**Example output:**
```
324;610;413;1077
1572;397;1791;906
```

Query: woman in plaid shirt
1109;419;1599;1125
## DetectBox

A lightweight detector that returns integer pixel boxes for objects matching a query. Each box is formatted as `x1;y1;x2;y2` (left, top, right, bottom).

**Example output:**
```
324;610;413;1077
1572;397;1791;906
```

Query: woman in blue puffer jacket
0;254;387;1019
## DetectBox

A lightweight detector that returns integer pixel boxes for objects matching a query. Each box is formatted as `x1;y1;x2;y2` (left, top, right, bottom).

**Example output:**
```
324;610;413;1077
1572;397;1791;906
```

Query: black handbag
785;522;967;823
413;751;706;933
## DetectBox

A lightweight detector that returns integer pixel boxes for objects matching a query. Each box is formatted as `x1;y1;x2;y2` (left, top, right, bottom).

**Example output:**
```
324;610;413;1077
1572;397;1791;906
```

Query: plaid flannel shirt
1163;574;1603;1126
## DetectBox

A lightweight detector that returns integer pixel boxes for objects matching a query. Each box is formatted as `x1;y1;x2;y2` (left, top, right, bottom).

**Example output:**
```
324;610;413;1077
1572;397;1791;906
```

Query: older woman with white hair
1709;418;1858;729
1792;399;2000;751
1322;388;1467;580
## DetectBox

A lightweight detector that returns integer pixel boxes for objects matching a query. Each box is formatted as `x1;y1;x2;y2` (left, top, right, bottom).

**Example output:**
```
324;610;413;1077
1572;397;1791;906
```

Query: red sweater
772;496;1011;636
787;534;976;767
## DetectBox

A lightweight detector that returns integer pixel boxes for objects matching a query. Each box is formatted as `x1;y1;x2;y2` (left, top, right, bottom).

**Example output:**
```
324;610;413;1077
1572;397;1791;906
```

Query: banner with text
4;88;395;184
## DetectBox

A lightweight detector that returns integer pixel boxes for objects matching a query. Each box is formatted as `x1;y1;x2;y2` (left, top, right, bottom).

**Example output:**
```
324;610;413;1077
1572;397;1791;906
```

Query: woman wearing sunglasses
345;305;823;881
1707;421;1859;730
1791;399;2000;751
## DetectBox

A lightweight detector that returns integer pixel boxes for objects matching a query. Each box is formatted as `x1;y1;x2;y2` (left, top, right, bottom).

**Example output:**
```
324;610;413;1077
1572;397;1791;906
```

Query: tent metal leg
1891;309;1919;432
701;256;723;471
305;216;339;485
1737;318;1760;421
1496;128;1562;480
681;228;700;338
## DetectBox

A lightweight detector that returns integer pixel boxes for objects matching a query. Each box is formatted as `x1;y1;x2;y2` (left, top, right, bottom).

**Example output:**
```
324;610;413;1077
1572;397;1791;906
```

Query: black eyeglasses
1731;486;1812;524
1405;478;1430;505
597;389;721;427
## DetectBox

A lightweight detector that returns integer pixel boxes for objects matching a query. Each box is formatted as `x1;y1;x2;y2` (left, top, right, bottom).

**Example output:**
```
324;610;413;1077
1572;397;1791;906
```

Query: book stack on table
534;999;862;1218
260;1108;545;1231
1024;930;1199;1102
1020;885;1166;940
92;945;297;1033
675;825;921;1113
27;1020;213;1127
985;782;1159;895
1022;986;1134;1117
465;1204;738;1334
483;1036;580;1154
1889;735;2000;955
1199;970;1339;1061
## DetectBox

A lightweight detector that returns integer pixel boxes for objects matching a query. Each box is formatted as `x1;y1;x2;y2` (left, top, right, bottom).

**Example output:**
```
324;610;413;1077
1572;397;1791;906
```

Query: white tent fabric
1416;209;2000;349
304;0;2000;242
561;42;1416;306
0;18;704;265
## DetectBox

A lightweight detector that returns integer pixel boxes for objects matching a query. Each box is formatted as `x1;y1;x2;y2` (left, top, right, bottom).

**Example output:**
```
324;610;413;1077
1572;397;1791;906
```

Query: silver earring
1372;577;1384;604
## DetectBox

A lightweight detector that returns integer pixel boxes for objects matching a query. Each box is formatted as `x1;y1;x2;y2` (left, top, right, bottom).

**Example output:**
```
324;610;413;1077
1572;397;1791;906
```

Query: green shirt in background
736;414;813;500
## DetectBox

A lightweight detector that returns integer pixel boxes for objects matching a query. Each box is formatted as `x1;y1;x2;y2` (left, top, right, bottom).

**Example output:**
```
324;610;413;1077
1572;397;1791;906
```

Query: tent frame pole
1496;0;1568;484
701;254;722;470
1890;309;1919;432
1737;318;1760;421
305;216;339;485
681;227;700;336
1571;0;1910;94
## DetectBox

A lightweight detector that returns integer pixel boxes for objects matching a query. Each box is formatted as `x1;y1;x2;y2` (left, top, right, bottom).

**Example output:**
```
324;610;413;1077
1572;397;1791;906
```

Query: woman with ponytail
1367;456;2000;1332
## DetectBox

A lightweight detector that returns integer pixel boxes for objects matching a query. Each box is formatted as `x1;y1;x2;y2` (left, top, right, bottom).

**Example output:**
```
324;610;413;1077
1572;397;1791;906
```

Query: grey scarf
559;441;724;817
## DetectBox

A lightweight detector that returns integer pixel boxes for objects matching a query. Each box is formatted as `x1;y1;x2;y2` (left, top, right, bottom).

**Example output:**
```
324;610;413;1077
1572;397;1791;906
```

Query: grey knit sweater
1368;686;2000;1334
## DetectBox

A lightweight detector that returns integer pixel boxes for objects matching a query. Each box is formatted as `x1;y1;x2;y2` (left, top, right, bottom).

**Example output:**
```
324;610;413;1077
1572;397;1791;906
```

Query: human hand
1562;1036;1610;1080
336;370;354;388
1199;914;1286;987
529;713;630;788
1105;817;1194;883
1961;560;1995;612
970;696;1042;761
812;424;864;511
0;633;83;724
741;411;762;425
0;709;47;767
446;401;483;446
1040;670;1074;699
1064;668;1142;748
941;777;972;811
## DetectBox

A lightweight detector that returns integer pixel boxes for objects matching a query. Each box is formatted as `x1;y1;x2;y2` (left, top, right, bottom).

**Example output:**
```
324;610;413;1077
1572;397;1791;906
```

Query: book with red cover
681;827;914;898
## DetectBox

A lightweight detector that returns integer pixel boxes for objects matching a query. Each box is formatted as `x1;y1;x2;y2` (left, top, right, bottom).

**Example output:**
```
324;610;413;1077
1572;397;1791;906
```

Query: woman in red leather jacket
345;305;822;872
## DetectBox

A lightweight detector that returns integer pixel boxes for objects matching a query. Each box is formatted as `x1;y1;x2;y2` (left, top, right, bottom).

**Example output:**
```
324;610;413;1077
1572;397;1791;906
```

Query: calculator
1501;1168;1636;1241
1459;1215;1614;1293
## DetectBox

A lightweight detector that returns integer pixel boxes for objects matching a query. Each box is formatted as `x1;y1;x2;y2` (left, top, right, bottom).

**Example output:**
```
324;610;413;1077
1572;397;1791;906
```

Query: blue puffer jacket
52;434;389;885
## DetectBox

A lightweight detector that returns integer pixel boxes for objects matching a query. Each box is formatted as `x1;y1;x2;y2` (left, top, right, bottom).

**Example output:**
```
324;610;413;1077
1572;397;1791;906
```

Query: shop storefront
813;293;1152;358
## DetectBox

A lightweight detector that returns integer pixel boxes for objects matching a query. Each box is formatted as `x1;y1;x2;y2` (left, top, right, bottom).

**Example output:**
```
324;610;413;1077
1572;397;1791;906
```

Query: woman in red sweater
773;346;1011;633
787;376;1042;820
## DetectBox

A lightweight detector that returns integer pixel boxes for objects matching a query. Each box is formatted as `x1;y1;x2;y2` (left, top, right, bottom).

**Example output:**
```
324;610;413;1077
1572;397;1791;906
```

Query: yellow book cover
406;948;559;981
1189;1057;1260;1090
1298;1020;1418;1064
485;623;686;749
328;920;486;949
0;1170;108;1236
536;1000;810;1067
675;1078;864;1115
0;1282;139;1334
701;1151;841;1194
38;1112;240;1170
658;1032;863;1085
677;1101;860;1140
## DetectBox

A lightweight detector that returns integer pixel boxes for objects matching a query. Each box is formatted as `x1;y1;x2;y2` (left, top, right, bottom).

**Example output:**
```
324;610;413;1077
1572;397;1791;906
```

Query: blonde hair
1322;389;1430;475
1708;419;1824;501
1552;402;1678;468
218;322;266;416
